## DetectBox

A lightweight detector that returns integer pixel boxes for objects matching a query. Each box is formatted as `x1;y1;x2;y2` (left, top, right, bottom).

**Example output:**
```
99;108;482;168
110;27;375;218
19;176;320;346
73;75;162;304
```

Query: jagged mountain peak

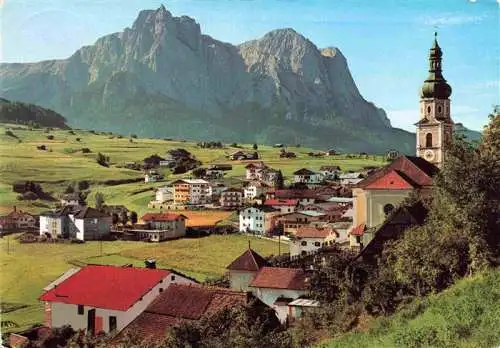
0;6;412;152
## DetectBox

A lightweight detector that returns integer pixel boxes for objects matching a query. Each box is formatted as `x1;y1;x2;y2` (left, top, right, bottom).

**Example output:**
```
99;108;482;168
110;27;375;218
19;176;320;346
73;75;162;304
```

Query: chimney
145;259;156;269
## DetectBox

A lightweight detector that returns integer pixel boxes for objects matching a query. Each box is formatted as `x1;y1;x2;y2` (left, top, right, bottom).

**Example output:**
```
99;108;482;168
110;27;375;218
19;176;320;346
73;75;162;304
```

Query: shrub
81;148;91;153
5;130;16;138
47;135;54;140
130;134;137;138
96;152;109;167
129;138;133;143
78;180;90;191
68;130;75;135
75;138;81;142
22;191;39;200
117;135;123;139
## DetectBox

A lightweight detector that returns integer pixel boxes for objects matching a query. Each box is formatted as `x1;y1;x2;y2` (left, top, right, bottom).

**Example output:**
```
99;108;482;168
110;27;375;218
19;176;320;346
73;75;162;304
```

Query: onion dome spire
420;32;452;99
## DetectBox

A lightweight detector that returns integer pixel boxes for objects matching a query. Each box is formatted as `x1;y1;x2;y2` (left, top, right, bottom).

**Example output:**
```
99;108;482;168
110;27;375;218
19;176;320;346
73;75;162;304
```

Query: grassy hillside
0;234;287;333
321;268;500;348
0;123;386;215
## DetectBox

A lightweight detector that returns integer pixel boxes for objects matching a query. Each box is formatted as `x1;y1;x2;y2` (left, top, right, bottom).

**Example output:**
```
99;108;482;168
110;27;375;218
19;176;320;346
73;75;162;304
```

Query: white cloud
419;13;487;27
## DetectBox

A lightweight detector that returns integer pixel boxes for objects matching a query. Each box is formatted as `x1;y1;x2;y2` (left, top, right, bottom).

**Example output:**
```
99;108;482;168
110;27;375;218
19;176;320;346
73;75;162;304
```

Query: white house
40;206;111;241
69;207;112;241
293;168;323;185
239;207;265;235
136;212;188;242
319;166;341;180
338;172;364;186
226;248;269;292
249;267;308;324
244;181;269;201
290;226;337;257
39;265;195;334
155;187;173;203
60;193;82;207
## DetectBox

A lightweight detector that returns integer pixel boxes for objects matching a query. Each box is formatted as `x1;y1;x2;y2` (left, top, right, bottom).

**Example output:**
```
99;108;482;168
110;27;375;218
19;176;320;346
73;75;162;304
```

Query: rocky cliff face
0;5;414;153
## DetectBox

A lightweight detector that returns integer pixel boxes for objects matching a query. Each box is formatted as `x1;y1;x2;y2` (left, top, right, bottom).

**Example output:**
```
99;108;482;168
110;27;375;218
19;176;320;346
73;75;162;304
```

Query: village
1;7;498;346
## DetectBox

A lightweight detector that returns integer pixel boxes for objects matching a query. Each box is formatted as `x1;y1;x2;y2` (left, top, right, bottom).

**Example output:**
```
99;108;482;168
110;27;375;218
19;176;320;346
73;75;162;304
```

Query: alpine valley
0;5;463;153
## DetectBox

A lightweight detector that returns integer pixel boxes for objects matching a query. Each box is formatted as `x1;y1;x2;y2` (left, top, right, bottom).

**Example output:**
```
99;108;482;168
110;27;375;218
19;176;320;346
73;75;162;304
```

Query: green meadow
0;124;385;215
0;234;287;333
321;268;500;348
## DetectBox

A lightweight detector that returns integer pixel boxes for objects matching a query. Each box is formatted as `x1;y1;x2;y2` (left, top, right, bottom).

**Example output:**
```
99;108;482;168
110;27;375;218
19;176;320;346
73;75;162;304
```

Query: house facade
39;265;195;334
137;212;187;241
245;162;268;180
220;188;244;208
319;166;341;179
264;199;298;214
249;267;307;324
172;179;210;205
293;168;323;185
244;181;269;201
290;226;337;257
5;207;37;229
239;207;265;234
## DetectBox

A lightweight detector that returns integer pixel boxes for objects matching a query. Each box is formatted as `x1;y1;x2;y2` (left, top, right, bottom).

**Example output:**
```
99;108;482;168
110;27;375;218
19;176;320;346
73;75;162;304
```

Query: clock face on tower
424;149;435;161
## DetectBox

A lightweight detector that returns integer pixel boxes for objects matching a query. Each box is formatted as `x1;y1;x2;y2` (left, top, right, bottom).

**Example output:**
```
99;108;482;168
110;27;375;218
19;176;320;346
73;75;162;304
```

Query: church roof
364;169;417;190
356;156;437;190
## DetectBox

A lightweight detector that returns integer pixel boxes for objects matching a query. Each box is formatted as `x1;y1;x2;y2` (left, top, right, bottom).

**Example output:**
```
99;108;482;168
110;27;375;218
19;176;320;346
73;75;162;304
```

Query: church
349;34;453;250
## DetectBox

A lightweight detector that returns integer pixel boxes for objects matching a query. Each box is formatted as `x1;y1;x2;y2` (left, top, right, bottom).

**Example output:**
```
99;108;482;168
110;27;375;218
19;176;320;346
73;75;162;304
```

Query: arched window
426;133;433;147
437;106;442;113
427;106;431;114
383;204;395;216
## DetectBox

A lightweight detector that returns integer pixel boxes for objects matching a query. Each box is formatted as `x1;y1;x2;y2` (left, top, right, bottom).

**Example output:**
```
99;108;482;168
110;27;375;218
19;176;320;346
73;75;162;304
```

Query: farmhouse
148;186;174;209
172;179;210;205
290;226;337;257
220;188;244;208
39;206;111;241
3;207;37;230
245;162;268;180
293;168;323;185
39;265;195;334
114;284;250;344
144;170;163;183
129;212;187;242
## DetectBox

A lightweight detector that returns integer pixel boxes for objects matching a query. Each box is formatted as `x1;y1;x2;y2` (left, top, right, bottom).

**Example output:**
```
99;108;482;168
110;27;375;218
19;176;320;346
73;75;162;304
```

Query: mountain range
0;5;479;153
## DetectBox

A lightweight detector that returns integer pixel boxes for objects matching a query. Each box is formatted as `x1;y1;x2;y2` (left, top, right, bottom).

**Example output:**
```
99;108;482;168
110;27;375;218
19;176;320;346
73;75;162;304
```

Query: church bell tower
416;33;453;167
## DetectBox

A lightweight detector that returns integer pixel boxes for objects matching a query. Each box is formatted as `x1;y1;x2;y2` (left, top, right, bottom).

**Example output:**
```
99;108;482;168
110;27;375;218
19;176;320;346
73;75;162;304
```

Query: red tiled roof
114;284;247;343
296;226;336;239
274;189;316;199
357;156;437;189
39;265;170;311
250;267;306;290
226;248;269;271
141;212;187;222
264;199;299;206
350;223;365;236
365;170;416;190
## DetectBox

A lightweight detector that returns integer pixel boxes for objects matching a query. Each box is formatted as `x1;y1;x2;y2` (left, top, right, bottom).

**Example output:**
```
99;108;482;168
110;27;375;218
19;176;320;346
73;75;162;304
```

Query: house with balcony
220;188;244;208
293;168;323;186
172;179;210;205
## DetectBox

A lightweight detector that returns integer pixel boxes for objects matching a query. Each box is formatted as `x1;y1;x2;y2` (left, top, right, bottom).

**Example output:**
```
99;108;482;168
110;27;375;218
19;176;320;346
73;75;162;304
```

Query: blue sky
1;0;498;131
